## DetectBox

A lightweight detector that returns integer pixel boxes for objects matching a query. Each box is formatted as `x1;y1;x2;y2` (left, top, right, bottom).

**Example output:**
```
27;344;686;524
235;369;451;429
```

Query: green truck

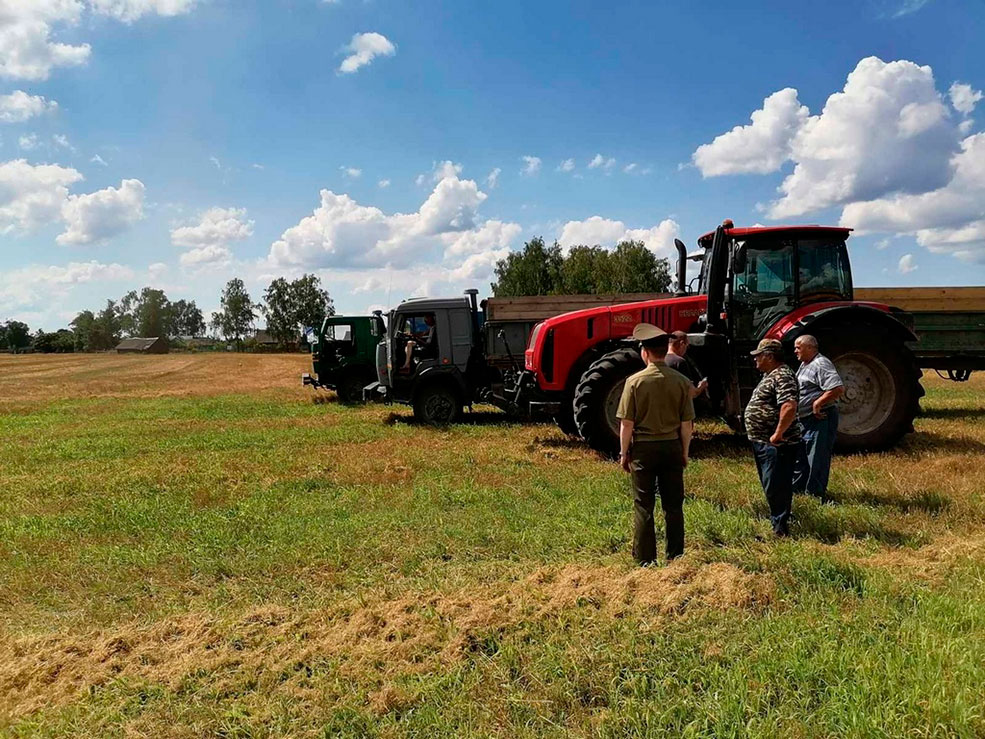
302;313;386;402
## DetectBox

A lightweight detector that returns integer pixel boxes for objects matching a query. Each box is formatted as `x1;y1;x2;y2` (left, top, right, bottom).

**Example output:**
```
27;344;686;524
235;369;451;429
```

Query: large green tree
605;240;672;293
213;278;257;346
491;237;671;296
120;288;170;338
491;237;564;296
2;320;31;351
169;299;206;338
262;274;334;349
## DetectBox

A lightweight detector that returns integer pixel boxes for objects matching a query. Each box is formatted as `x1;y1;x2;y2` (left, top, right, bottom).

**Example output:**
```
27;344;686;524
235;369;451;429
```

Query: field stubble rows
1;353;984;737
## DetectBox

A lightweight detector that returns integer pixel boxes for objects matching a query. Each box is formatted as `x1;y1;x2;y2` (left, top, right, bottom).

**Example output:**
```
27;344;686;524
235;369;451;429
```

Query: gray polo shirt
796;354;843;418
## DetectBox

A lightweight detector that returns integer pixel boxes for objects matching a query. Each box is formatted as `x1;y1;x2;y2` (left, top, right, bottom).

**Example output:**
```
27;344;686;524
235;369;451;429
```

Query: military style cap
632;323;667;341
750;338;783;356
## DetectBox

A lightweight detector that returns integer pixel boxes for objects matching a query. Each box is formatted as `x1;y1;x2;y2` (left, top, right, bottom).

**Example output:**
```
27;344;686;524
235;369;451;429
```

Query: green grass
1;357;984;736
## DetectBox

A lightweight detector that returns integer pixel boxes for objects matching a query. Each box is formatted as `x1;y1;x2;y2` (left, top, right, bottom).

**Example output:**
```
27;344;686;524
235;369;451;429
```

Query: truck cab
370;290;495;423
302;313;385;402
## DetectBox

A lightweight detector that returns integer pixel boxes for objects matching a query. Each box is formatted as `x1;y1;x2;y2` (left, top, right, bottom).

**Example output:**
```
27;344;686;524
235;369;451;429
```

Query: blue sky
1;0;984;330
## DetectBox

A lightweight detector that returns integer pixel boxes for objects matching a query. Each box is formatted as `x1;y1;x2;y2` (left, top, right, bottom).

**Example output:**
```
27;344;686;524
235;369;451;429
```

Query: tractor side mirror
732;244;747;274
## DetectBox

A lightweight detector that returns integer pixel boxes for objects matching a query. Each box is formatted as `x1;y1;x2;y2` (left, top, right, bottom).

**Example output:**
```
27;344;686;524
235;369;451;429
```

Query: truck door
448;308;473;371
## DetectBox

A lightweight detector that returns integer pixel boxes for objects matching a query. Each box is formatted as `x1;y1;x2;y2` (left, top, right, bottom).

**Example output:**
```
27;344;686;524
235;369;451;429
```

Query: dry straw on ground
0;561;771;718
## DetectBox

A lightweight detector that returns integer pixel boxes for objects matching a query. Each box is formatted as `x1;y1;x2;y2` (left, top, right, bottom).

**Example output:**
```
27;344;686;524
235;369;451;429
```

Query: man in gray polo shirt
792;335;844;501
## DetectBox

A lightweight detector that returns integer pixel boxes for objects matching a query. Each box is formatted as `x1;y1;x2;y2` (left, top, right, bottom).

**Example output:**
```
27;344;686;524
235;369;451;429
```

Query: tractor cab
696;224;854;340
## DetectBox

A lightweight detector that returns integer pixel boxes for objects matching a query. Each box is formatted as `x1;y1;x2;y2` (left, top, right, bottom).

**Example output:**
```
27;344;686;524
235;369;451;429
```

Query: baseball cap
750;338;783;356
632;323;667;342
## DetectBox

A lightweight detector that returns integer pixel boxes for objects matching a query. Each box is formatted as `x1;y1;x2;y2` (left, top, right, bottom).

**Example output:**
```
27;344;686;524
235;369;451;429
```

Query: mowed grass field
1;353;984;737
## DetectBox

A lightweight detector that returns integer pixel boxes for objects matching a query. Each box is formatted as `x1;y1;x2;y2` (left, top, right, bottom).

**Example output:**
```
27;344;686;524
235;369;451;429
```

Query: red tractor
518;221;927;455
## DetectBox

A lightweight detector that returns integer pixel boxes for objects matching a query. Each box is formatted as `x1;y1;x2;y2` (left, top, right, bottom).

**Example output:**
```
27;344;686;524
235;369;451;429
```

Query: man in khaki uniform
617;323;695;564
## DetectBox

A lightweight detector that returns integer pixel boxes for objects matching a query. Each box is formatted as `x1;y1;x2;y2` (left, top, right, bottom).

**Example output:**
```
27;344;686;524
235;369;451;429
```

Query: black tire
572;347;644;456
413;382;462;425
337;369;373;404
553;391;578;436
822;330;923;451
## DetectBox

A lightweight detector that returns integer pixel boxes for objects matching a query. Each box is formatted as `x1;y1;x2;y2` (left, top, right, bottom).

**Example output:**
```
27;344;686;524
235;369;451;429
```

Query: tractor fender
767;304;917;347
412;366;467;403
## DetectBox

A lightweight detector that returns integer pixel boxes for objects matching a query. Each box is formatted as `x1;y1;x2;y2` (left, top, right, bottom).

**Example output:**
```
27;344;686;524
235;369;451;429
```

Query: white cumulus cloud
338;32;395;74
558;158;575;172
558;216;681;259
57;178;146;245
88;0;198;22
0;90;58;123
485;167;501;188
267;170;521;293
520;155;541;176
171;206;254;249
692;88;809;176
588;154;616;171
378;178;390;189
0;158;82;233
0;260;134;313
898;253;917;273
949;82;983;116
0;0;91;81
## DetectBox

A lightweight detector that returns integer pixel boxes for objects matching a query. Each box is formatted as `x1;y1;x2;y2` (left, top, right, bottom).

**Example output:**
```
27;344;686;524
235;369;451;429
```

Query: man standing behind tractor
617;324;695;565
666;331;709;400
792;335;844;501
745;339;802;537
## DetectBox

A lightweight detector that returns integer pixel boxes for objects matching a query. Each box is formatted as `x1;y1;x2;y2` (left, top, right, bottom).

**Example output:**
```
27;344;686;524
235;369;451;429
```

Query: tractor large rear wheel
823;330;923;451
572;348;644;456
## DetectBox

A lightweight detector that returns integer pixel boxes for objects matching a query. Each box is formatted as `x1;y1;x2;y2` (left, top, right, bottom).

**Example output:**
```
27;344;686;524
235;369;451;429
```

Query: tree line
1;274;334;353
490;238;672;296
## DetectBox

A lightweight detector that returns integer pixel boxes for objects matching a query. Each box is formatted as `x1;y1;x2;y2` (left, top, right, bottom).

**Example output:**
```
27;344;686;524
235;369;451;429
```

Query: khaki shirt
616;361;696;442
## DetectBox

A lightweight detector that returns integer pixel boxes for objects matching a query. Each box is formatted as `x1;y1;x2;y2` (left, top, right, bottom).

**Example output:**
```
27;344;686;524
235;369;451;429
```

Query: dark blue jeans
793;406;839;497
752;441;798;536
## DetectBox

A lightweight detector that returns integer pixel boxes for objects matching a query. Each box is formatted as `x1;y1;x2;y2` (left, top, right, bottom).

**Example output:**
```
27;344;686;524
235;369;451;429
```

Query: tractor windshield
797;238;852;303
732;241;796;338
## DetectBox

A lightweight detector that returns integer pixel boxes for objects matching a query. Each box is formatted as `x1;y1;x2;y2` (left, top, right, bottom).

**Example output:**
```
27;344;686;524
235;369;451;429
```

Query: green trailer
302;313;386;402
855;288;985;380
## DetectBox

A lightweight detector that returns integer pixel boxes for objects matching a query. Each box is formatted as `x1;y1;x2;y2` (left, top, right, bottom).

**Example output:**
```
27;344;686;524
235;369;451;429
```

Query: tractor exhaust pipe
674;238;687;296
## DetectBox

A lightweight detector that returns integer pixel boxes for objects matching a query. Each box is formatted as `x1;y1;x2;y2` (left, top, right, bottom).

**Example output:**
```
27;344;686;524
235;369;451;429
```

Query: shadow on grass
384;410;541;427
311;393;339;405
920;406;985;421
791;502;923;547
896;431;985;456
833;488;951;515
690;431;749;460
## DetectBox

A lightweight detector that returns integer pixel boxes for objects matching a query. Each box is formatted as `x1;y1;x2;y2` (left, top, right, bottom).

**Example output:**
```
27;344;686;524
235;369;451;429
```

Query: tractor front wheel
572;348;644;456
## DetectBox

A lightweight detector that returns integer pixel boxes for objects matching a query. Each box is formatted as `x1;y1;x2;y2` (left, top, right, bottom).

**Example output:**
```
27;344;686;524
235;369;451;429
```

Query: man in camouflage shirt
744;338;802;537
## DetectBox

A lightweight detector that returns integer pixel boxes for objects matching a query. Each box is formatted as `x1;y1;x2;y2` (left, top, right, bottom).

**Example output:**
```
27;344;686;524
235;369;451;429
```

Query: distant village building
253;329;278;346
116;337;169;354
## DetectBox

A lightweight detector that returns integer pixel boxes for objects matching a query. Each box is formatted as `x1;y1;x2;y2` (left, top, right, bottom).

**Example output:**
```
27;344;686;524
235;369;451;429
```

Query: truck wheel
338;371;371;404
824;331;923;450
413;383;462;425
573;348;644;456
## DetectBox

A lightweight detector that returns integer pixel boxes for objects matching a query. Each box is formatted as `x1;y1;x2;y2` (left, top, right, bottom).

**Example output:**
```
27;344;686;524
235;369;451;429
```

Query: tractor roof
697;225;852;246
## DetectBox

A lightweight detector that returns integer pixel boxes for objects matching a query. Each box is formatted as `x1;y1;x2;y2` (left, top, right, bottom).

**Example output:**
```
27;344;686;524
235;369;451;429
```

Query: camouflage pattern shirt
744;365;802;445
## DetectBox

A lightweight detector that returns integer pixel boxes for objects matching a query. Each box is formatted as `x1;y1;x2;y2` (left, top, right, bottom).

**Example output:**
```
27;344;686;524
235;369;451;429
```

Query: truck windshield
325;324;353;342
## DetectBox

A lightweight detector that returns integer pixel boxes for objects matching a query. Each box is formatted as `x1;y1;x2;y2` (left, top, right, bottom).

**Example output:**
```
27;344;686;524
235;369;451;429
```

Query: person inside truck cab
400;314;437;371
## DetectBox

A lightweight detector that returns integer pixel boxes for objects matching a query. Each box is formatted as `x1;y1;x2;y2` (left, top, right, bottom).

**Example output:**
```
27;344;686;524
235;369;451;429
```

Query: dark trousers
793;406;839;497
630;439;685;564
752;441;797;536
